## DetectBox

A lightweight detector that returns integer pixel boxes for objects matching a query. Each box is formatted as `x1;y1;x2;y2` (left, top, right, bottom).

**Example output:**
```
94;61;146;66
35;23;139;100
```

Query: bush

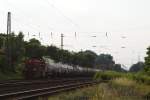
109;78;150;98
94;71;124;80
94;71;150;84
132;73;150;84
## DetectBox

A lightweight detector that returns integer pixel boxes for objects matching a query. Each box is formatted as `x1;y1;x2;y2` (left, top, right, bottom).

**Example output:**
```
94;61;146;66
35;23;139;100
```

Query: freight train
24;57;100;79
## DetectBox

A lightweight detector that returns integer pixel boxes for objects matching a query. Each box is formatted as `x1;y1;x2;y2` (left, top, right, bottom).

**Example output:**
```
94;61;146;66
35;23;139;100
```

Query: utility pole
75;32;77;38
7;12;11;35
39;32;40;38
138;53;141;62
51;32;53;38
6;12;12;69
61;33;64;49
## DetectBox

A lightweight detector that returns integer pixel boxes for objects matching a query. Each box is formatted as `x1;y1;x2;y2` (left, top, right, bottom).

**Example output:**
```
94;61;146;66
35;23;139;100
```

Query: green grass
0;70;23;80
48;85;102;100
0;62;24;80
109;78;150;99
94;71;150;84
48;71;150;100
94;71;124;80
48;78;150;100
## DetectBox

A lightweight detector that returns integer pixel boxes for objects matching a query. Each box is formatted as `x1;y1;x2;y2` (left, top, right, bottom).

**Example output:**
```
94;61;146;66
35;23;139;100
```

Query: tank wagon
24;57;100;79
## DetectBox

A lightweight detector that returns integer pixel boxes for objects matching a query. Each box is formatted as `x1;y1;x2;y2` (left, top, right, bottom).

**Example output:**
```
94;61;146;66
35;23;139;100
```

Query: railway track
0;78;100;100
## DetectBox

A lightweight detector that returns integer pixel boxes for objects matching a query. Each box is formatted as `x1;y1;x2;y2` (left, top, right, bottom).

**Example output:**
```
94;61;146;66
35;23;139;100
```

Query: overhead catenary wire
0;3;129;51
44;0;80;30
2;0;111;42
12;17;42;40
2;0;54;39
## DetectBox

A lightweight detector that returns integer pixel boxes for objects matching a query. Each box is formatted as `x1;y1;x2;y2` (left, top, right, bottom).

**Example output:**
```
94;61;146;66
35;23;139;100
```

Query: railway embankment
49;71;150;100
49;77;150;100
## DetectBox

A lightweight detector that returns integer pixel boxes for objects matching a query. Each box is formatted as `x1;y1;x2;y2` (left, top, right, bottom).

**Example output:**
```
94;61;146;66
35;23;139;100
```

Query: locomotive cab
24;58;46;79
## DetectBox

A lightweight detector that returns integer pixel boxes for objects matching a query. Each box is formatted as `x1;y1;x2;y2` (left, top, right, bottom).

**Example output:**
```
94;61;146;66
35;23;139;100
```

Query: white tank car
43;57;101;77
43;57;75;77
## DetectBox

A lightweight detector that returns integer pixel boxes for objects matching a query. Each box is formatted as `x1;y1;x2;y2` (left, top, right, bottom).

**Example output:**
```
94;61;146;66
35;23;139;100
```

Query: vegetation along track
0;78;101;100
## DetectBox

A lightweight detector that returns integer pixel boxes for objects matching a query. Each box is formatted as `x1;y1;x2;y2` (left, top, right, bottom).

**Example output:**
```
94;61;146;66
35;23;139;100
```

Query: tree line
1;32;150;75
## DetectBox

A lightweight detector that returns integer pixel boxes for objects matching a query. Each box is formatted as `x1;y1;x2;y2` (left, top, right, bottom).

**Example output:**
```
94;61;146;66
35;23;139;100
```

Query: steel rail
0;81;97;100
0;78;97;100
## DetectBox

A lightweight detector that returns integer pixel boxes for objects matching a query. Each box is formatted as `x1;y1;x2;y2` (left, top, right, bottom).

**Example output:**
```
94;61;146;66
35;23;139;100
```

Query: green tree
58;49;73;64
25;38;46;58
112;64;126;72
11;32;25;64
0;55;7;72
95;54;115;70
0;36;4;49
144;47;150;75
6;32;25;72
82;50;97;67
46;45;60;62
130;62;144;72
72;50;97;68
0;32;25;72
46;45;74;64
46;47;97;67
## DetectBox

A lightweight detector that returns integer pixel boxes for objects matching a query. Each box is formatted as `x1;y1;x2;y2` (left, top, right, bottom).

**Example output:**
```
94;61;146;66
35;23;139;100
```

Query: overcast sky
0;0;150;69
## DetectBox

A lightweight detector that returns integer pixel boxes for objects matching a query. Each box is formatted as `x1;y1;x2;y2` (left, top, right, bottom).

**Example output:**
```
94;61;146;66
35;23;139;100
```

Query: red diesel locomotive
24;58;47;79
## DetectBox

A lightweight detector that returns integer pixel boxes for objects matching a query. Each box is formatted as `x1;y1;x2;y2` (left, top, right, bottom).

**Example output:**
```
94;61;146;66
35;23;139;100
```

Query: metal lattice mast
7;12;11;35
6;12;11;68
61;33;64;49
